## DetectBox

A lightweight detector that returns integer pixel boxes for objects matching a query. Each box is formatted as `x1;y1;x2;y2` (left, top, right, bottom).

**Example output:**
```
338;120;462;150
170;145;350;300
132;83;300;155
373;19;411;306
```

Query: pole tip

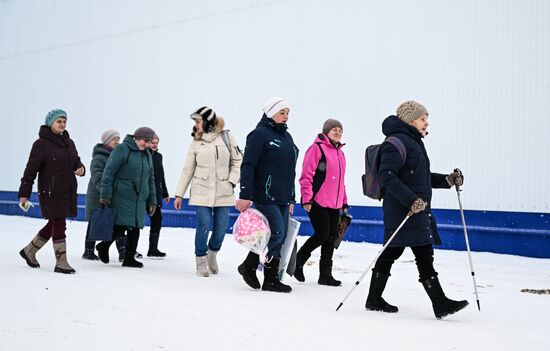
336;303;343;312
476;300;481;311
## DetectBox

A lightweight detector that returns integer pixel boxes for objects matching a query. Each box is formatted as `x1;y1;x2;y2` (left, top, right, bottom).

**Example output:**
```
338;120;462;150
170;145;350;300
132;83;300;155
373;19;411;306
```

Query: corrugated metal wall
1;0;549;212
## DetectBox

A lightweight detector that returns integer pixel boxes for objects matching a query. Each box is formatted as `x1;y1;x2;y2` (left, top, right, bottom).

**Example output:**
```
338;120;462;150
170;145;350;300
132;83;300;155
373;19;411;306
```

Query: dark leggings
148;205;162;234
373;244;437;281
300;205;340;261
38;218;67;243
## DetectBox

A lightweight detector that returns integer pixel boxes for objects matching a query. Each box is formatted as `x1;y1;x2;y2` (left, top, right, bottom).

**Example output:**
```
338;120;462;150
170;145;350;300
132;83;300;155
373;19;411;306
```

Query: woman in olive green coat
96;127;157;268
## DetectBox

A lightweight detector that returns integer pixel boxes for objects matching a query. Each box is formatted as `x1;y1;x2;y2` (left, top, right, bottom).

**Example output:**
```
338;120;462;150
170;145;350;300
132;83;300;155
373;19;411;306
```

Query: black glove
99;198;111;206
410;198;427;214
446;168;464;187
342;203;350;213
148;204;156;216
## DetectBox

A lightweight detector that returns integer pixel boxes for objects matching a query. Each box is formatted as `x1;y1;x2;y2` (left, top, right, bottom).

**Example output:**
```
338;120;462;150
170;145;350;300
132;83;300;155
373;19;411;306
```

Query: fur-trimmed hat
133;127;156;140
44;109;67;127
190;106;217;133
396;101;428;123
262;97;290;118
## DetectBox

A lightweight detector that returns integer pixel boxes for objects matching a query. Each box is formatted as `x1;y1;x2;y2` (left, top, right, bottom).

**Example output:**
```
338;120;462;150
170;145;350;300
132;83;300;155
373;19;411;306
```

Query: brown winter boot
53;240;76;274
19;234;49;268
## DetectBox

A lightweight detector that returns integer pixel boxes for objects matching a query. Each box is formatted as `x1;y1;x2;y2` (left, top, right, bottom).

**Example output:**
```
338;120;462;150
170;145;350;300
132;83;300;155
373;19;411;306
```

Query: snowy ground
1;214;549;351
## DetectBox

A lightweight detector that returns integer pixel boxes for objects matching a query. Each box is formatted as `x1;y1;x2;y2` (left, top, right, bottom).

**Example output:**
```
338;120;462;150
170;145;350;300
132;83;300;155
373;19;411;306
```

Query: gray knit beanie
101;129;120;145
396;101;428;123
322;119;343;135
133;127;156;140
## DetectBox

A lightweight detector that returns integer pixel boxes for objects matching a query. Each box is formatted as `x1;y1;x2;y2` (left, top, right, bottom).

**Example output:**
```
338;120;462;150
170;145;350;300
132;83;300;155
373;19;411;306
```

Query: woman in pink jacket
294;119;348;286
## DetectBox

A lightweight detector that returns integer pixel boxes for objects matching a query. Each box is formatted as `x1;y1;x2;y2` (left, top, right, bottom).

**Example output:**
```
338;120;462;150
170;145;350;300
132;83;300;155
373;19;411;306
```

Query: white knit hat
262;97;290;118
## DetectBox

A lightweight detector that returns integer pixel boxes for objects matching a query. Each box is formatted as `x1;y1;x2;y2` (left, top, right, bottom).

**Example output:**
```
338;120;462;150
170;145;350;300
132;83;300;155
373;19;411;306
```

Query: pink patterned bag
233;208;271;261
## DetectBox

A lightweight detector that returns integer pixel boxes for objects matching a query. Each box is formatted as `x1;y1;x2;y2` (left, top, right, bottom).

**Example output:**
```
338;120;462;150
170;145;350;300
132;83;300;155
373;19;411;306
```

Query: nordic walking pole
336;211;413;312
455;182;481;311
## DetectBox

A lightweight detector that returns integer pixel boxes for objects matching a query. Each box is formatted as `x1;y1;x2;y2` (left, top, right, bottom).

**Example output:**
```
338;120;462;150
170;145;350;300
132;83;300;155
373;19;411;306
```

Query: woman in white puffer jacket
174;107;242;276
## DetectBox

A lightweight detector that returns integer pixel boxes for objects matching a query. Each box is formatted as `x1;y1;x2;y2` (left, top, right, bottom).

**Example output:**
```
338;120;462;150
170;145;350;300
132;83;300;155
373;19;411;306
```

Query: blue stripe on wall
1;191;549;258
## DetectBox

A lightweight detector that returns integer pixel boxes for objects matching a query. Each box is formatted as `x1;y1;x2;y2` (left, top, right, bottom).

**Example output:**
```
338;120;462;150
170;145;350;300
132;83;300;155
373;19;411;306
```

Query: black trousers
373;244;437;281
148;204;163;234
299;205;340;262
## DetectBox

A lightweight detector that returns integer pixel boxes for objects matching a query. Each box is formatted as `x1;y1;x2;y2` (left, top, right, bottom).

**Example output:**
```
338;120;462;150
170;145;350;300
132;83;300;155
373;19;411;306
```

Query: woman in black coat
18;109;85;274
146;134;170;257
365;101;469;319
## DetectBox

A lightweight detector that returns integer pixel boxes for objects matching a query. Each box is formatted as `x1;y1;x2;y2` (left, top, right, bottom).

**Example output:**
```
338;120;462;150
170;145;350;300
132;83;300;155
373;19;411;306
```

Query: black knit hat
190;106;217;133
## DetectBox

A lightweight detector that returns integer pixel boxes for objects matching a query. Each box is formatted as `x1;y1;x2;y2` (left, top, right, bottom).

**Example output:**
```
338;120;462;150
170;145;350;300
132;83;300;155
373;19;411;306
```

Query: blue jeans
255;203;289;260
195;206;230;257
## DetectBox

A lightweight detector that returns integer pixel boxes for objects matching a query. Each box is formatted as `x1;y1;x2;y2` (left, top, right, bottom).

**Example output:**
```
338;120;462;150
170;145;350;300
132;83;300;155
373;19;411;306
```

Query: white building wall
1;0;549;212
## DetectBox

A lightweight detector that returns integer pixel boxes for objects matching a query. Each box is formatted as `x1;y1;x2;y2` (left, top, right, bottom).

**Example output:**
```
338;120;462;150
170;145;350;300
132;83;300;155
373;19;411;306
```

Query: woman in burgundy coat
18;109;85;274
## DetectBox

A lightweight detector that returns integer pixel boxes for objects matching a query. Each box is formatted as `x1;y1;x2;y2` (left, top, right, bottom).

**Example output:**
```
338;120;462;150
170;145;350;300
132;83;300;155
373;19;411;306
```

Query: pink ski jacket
299;134;348;209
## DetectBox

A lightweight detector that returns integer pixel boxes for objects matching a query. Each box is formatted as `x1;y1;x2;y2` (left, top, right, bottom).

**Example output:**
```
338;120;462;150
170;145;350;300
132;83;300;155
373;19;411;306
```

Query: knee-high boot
365;272;398;313
122;231;143;268
421;276;468;319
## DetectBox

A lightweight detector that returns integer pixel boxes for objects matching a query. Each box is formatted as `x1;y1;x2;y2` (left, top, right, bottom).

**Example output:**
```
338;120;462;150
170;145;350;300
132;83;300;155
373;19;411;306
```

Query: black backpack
361;136;406;200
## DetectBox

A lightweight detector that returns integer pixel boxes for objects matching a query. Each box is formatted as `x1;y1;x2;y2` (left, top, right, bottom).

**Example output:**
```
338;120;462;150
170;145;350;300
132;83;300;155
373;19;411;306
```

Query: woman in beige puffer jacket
174;107;242;276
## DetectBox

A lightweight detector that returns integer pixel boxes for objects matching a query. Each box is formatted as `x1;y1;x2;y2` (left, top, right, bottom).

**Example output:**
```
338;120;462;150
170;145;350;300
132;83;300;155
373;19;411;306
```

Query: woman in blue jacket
236;97;298;293
365;101;468;319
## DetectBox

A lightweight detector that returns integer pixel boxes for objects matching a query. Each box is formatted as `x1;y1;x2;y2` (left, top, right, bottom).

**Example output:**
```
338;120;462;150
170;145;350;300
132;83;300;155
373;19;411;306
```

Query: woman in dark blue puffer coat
235;97;299;293
365;101;469;319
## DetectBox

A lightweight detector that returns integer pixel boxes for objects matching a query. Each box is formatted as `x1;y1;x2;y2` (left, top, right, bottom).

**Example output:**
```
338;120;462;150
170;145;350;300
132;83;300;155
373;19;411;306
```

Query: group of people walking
17;97;469;318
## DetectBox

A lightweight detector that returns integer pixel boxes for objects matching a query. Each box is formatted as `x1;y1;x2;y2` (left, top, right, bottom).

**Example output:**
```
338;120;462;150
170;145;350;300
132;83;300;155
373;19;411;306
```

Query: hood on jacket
193;116;226;141
38;125;71;148
314;133;345;149
92;143;113;158
256;114;288;133
122;134;142;151
382;115;424;139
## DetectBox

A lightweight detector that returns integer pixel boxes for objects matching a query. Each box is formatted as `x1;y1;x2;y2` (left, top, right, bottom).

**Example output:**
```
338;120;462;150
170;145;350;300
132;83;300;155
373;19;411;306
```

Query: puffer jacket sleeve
239;131;264;200
299;143;322;205
159;153;169;198
174;142;197;198
100;144;128;200
147;152;157;205
378;142;417;208
90;155;106;193
431;172;451;189
341;151;349;206
18;140;44;198
70;139;85;175
227;131;243;186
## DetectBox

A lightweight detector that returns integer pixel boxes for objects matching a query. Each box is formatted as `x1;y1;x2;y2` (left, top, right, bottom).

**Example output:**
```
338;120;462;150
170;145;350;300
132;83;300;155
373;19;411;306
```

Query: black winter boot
96;241;113;264
238;251;261;289
116;236;127;262
293;250;310;282
421;276;469;319
122;231;143;268
82;240;99;260
147;233;166;257
318;259;342;286
365;272;399;313
262;258;292;293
